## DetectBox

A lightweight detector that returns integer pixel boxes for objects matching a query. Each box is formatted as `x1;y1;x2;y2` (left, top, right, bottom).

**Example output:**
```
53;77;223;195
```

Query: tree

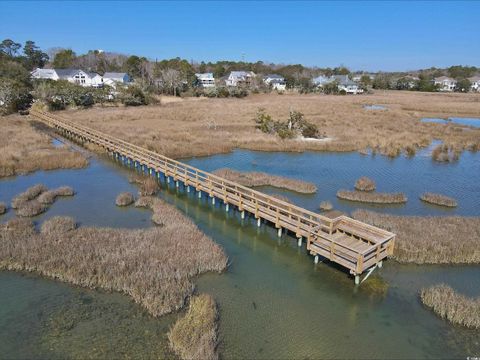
333;66;350;75
198;61;207;73
23;40;49;70
448;65;477;79
359;75;371;90
0;60;31;85
372;73;392;89
0;39;21;57
158;68;182;96
455;78;471;93
53;49;76;68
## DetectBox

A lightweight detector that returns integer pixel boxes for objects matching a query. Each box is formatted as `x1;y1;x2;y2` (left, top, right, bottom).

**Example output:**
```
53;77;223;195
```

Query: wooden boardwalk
30;109;395;283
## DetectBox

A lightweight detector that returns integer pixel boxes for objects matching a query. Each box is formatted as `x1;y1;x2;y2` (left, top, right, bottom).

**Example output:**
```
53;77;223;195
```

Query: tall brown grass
431;144;461;162
62;91;480;159
11;184;75;217
354;176;376;192
420;192;458;207
421;284;480;329
352;210;480;264
1;114;88;178
129;174;160;196
0;202;7;215
0;209;227;316
38;186;75;205
319;200;333;211
40;215;77;235
11;184;48;208
337;190;407;204
115;192;134;206
213;168;317;194
168;294;219;360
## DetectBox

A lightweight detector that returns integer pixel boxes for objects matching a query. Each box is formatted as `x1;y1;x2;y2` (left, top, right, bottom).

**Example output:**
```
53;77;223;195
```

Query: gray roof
55;69;82;79
104;72;128;79
264;74;284;79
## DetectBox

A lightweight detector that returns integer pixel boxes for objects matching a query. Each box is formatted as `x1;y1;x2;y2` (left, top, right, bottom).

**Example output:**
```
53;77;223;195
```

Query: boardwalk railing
30;109;395;281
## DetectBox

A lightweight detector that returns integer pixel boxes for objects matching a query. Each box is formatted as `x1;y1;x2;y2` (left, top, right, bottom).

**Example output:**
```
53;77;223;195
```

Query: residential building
263;74;286;91
225;71;255;87
31;68;104;87
351;73;376;82
195;73;215;88
468;76;480;92
103;72;131;88
313;74;363;94
432;76;457;92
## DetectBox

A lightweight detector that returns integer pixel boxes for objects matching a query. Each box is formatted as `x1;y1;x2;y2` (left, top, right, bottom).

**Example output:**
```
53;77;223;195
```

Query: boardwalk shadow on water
1;148;479;358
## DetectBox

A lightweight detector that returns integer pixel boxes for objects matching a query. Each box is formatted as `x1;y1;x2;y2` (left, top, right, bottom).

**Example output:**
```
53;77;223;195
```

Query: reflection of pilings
241;210;245;219
297;236;303;247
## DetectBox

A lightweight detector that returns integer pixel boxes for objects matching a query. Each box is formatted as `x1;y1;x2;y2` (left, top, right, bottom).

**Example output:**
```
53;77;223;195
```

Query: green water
1;146;479;358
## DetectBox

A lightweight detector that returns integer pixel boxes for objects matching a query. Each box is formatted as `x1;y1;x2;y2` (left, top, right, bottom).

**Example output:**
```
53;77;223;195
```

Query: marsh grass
130;174;160;196
0;202;6;215
213;168;317;194
168;294;219;360
11;184;48;208
354;177;376;192
337;190;407;204
421;284;480;329
420;192;458;207
0;203;227;316
12;185;75;217
15;200;47;217
115;192;134;206
38;186;75;205
352;210;480;264
1;115;88;178
431;144;461;162
63;92;480;159
319;201;333;211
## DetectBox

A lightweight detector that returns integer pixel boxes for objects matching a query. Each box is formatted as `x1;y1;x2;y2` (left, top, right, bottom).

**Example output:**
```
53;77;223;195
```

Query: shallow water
1;147;479;358
422;117;480;128
364;104;387;110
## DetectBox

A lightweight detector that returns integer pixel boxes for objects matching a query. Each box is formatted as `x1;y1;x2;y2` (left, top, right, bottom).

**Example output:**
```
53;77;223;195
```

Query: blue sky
1;1;478;71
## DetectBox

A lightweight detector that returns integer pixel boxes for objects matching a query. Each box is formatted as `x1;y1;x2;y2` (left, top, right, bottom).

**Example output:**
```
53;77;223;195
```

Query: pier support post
241;211;245;219
378;261;383;269
257;218;261;227
198;190;202;198
211;197;215;205
149;168;153;175
314;255;319;264
297;237;303;247
176;181;180;188
187;185;191;193
355;275;360;285
134;161;137;168
225;204;229;212
166;176;170;184
277;228;282;237
157;172;161;179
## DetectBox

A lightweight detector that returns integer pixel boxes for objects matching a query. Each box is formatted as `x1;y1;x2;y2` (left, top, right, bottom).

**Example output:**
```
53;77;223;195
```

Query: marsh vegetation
352;210;480;264
213;168;317;194
421;285;480;329
168;294;219;360
11;184;74;217
337;190;407;204
354;176;376;192
115;192;134;206
0;115;88;177
0;202;6;215
420;192;458;207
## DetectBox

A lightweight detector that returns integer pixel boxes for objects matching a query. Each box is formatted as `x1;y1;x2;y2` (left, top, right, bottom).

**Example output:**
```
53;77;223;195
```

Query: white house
468;76;480;92
263;74;286;91
433;76;457;92
103;72;131;88
31;68;104;87
313;74;363;94
226;71;255;87
195;73;215;88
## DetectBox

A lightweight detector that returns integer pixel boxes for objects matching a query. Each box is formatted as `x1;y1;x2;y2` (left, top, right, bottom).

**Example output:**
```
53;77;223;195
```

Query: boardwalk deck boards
30;110;395;280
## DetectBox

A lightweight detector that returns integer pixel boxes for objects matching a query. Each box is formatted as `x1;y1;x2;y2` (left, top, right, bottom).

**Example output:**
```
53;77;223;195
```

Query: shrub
216;87;230;98
254;108;275;134
301;122;319;138
0;78;33;115
116;192;134;206
354;177;376;192
121;86;149;106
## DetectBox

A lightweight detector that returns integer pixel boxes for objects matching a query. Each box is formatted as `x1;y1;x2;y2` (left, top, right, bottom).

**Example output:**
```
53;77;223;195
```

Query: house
313;74;363;94
195;73;215;88
31;68;104;87
225;71;255;87
263;74;286;91
351;73;376;82
468;76;480;92
432;76;457;92
103;72;131;88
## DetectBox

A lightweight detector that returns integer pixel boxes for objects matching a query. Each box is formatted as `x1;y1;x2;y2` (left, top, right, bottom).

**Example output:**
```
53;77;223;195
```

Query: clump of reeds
420;192;458;207
40;216;77;235
54;186;75;196
16;200;47;217
352;209;480;264
116;192;135;207
319;200;333;211
337;190;407;204
168;294;219;360
37;186;75;205
354;177;376;192
0;217;36;236
130;175;160;196
421;284;480;329
0;202;6;215
213;168;317;194
11;184;48;208
0;207;227;317
134;196;154;208
431;144;460;162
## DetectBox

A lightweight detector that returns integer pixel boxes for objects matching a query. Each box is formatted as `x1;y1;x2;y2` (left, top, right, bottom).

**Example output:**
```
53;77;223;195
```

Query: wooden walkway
30;109;395;283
